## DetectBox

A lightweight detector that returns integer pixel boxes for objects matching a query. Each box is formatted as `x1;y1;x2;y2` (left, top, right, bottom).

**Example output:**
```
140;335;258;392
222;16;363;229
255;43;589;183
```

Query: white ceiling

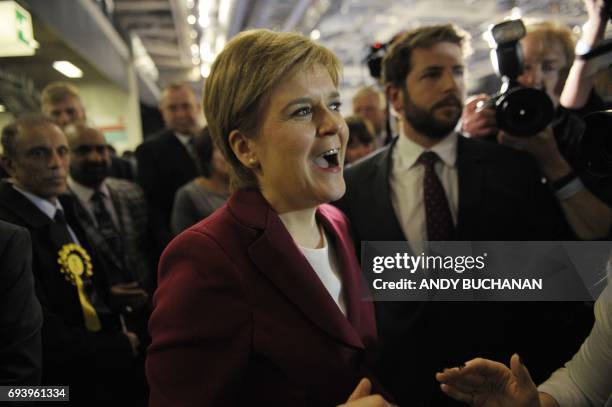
112;0;593;97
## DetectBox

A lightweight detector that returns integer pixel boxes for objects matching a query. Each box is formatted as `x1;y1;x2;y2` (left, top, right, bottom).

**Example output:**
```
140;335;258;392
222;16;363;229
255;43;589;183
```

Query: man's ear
0;155;16;178
228;129;259;169
386;83;404;114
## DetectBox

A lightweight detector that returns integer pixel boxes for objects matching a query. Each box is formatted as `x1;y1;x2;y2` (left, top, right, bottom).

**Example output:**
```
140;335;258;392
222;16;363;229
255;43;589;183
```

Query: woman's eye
330;101;342;112
292;107;312;117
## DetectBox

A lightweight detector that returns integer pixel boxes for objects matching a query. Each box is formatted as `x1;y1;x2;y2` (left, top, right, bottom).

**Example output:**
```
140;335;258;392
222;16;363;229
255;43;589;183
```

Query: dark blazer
0;182;135;401
338;135;572;244
335;135;589;406
70;178;153;291
109;155;135;182
135;129;198;257
146;189;382;406
0;220;42;385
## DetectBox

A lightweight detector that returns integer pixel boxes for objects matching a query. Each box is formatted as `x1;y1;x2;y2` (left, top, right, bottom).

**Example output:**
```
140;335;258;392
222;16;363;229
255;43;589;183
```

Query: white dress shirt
389;130;459;248
12;184;81;245
174;131;194;148
69;178;120;229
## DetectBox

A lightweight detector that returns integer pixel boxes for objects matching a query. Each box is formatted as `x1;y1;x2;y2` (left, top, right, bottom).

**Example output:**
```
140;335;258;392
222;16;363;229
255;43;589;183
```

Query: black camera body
486;19;554;136
366;42;388;80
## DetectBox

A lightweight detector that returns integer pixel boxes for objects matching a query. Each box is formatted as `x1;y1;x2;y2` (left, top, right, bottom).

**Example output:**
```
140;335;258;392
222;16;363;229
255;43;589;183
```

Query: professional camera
484;19;554;136
366;41;388;79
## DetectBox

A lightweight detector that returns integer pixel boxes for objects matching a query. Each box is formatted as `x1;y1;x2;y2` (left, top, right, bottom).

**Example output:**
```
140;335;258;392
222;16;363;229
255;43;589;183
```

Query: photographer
462;0;612;239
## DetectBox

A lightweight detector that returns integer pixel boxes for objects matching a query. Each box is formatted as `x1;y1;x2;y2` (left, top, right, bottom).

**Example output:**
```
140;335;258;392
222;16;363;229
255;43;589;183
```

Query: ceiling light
201;63;211;78
201;40;215;62
52;61;83;78
189;66;201;82
186;0;195;9
198;15;210;28
310;29;321;40
187;14;196;24
199;0;212;17
215;35;226;53
218;0;233;27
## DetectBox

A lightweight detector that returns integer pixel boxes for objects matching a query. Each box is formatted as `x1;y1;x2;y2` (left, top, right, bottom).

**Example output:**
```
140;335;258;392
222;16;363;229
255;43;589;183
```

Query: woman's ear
228;129;259;168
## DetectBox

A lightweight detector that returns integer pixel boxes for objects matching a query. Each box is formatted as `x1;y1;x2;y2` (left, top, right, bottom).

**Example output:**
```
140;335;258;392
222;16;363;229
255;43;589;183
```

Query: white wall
0;112;15;131
77;63;142;153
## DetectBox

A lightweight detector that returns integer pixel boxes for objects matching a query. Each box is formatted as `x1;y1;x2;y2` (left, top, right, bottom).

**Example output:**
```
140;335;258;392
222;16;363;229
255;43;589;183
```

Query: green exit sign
0;1;39;56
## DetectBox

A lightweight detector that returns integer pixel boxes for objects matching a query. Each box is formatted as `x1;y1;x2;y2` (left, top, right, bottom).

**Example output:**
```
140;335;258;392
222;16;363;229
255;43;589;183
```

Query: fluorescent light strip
52;61;83;78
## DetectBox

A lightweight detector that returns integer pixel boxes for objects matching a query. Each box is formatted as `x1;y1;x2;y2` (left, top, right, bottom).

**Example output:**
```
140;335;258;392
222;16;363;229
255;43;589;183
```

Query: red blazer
146;189;380;406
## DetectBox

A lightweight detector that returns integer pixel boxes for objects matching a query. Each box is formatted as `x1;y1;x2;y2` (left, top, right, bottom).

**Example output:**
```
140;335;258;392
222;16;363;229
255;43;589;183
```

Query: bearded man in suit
336;24;591;406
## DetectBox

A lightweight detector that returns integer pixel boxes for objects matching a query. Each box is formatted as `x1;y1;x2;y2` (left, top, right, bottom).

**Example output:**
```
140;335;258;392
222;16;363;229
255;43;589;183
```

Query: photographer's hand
498;128;569;181
499;128;612;239
560;0;609;109
584;0;608;40
462;94;499;138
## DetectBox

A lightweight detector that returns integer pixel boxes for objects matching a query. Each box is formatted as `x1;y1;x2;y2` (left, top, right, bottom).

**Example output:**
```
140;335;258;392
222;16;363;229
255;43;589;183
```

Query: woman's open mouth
313;148;340;170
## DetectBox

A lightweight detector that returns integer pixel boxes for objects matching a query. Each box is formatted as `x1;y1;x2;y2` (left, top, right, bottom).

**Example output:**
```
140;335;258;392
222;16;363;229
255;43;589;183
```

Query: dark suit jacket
146;189;382;406
70;178;153;292
338;135;572;244
335;135;590;406
135;129;198;257
109;155;135;182
0;220;42;385
0;182;134;401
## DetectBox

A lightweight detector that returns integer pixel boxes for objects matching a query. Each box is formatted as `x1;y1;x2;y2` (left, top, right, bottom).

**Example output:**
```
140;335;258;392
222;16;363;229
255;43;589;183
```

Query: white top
300;231;346;316
389;130;459;248
69;178;120;229
538;271;612;407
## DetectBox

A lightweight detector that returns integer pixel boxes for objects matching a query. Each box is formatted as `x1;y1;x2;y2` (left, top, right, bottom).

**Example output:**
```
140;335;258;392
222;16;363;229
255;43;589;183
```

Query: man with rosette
0;115;144;404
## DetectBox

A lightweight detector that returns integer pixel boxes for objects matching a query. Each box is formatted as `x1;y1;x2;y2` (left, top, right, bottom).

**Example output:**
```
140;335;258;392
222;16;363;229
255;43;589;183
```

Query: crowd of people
0;0;611;405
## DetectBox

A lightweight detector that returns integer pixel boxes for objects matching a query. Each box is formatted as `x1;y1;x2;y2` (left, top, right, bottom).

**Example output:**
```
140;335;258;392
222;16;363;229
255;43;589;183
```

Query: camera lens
494;87;554;136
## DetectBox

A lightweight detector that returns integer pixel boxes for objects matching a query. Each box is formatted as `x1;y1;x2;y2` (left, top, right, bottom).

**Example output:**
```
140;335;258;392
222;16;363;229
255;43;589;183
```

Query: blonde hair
525;20;575;68
202;29;342;190
352;86;385;109
41;82;82;109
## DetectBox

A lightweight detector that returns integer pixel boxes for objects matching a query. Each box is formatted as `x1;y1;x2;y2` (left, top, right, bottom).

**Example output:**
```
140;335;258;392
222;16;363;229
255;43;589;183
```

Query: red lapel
229;189;365;349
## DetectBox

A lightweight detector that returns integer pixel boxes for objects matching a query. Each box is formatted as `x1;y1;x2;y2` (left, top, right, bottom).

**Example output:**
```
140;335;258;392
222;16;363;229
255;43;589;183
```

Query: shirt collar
175;132;193;147
12;184;65;220
394;127;458;172
68;177;110;202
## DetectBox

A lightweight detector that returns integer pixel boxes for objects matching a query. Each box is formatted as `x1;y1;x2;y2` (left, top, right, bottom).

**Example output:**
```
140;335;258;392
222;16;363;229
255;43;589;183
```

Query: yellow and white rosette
57;243;101;332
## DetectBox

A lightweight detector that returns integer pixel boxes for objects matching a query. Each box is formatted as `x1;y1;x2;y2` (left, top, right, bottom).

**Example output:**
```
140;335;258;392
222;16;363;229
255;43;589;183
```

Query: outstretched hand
337;378;392;407
435;354;541;407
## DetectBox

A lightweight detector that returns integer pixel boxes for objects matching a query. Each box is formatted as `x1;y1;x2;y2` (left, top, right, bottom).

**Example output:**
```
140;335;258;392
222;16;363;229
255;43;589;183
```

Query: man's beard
402;88;462;140
71;162;110;188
